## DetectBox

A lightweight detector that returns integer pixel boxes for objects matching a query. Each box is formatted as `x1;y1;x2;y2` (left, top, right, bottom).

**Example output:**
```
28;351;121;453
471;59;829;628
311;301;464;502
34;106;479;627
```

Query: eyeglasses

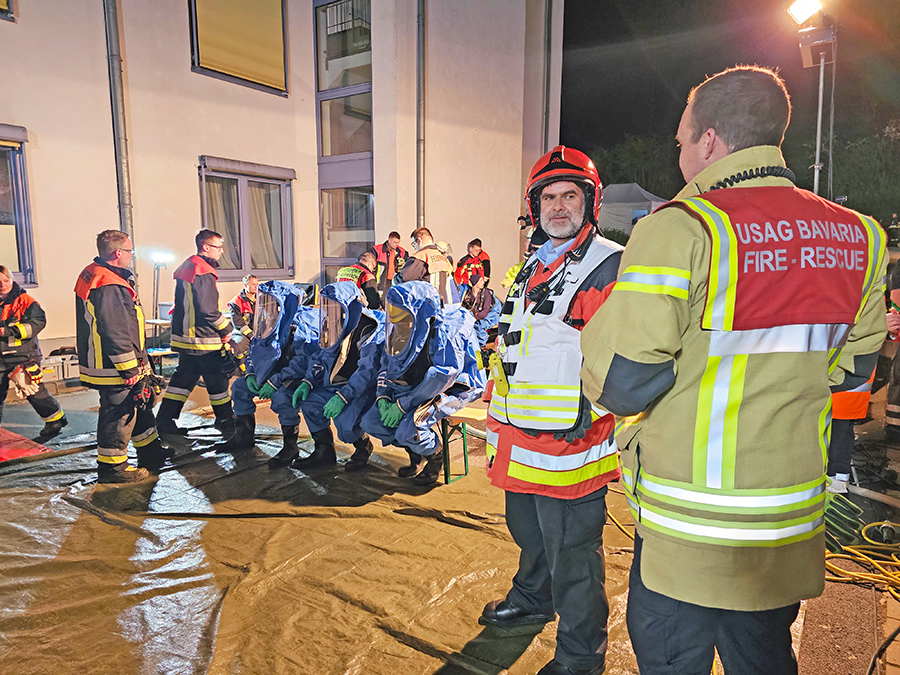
206;244;224;250
118;249;134;254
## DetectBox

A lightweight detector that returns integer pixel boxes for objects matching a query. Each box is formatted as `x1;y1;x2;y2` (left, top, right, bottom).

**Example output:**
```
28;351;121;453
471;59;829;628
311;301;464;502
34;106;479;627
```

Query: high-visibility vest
335;263;372;289
624;186;885;551
411;247;454;303
489;234;621;433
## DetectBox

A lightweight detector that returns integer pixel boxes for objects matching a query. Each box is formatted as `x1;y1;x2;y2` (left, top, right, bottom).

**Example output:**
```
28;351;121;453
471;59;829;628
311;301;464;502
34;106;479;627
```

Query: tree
589;134;682;200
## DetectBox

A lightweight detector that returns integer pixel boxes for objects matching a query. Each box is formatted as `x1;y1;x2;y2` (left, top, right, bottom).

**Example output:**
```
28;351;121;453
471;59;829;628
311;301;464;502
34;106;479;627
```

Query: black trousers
827;418;854;476
97;385;158;468
627;535;799;675
0;368;63;427
157;352;233;423
504;488;608;673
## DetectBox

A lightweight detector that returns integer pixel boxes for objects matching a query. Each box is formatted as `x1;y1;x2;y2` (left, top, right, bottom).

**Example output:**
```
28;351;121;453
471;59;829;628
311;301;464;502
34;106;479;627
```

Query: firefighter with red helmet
479;147;622;675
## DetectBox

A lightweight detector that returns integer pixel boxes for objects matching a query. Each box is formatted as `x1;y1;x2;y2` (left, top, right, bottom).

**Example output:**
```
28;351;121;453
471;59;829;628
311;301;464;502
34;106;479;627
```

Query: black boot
291;427;336;469
213;414;255;453
413;449;444;486
137;439;175;473
214;416;237;437
34;416;68;443
268;425;300;468
344;435;373;472
398;448;423;478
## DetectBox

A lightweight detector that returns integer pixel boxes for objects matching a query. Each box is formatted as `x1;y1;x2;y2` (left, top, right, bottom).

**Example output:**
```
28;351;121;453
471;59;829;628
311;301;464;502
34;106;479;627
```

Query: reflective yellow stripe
136;303;145;351
42;408;65;423
80;373;126;386
213;314;230;330
616;265;691;300
113;358;139;371
680;198;738;331
615;414;642;437
163;391;189;402
693;354;747;490
186;281;195;338
132;428;159;448
508;453;619;487
170;338;223;351
86;300;104;370
97;454;128;464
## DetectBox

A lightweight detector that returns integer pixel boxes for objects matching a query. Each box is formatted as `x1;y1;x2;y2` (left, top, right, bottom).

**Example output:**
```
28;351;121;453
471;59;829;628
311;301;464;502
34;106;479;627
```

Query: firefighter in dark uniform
0;265;67;439
75;230;170;483
336;251;382;310
156;229;235;436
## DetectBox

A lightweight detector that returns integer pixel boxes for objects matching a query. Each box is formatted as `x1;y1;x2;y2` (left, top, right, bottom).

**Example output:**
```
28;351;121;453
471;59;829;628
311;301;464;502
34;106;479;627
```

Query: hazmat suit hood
251;281;306;383
383;281;441;380
320;281;370;352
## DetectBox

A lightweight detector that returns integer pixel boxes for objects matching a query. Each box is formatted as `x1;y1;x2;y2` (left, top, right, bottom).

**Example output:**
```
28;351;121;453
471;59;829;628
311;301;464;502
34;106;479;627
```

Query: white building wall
1;0;561;343
0;1;120;342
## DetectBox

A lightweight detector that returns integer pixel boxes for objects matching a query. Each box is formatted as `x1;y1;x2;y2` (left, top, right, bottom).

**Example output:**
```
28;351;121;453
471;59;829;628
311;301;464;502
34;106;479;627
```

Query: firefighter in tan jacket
580;66;887;674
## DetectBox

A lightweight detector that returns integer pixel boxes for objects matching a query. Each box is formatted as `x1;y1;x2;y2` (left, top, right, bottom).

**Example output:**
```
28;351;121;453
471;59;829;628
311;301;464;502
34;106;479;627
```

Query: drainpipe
103;0;136;276
542;0;553;153
416;0;426;230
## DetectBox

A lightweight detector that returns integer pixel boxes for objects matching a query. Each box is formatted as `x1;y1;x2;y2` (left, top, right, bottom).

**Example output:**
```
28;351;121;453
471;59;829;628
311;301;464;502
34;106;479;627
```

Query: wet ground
5;367;900;674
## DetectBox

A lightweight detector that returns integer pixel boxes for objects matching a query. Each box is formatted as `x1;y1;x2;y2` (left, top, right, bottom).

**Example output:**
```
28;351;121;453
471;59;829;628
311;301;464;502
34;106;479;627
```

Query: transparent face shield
254;292;282;340
320;297;347;349
386;300;414;356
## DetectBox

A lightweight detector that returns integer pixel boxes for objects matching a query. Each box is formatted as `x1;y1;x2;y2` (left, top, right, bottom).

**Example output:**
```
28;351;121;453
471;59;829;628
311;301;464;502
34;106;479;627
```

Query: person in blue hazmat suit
289;281;386;471
360;281;486;485
215;281;319;459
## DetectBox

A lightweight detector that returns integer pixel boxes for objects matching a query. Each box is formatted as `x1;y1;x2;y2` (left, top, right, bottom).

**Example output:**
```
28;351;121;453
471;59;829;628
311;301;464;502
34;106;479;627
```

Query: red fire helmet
524;146;603;229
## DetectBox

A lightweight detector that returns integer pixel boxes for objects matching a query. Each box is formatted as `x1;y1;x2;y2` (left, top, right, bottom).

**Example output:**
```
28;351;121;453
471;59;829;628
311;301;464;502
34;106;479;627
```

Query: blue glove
246;374;260;395
292;381;311;408
323;395;346;419
382;401;403;428
258;381;277;400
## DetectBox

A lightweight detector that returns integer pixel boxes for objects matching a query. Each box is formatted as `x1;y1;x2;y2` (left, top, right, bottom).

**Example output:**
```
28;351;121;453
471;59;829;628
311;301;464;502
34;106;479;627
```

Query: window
199;156;295;280
315;0;374;281
188;0;287;95
320;92;372;157
0;0;14;22
321;186;375;261
316;0;371;91
0;124;35;285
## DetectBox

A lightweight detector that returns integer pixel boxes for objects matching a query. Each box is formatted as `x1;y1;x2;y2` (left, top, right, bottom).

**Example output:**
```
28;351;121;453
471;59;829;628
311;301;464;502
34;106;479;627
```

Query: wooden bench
440;406;487;484
146;347;177;375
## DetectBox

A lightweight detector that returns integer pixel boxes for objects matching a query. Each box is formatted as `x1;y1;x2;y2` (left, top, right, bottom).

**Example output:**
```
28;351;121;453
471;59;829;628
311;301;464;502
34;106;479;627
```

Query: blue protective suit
299;282;385;443
361;281;485;456
232;281;320;426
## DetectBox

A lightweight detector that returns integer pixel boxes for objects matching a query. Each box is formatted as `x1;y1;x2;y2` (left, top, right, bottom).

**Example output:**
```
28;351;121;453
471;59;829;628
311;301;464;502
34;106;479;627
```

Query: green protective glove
246;374;260;395
292;381;311;408
377;398;391;416
258;381;277;400
382;401;404;428
323;394;346;419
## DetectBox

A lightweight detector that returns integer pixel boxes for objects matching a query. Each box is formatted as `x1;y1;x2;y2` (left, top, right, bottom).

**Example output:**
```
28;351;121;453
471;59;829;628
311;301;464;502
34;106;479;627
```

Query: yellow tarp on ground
0;422;637;674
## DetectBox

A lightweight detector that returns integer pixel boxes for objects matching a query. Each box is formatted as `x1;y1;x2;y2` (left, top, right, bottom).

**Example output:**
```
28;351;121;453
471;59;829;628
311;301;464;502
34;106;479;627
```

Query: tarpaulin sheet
0;419;638;674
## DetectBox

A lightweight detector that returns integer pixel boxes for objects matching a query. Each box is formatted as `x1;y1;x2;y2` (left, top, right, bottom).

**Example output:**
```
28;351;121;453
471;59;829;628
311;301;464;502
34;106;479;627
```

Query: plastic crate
41;354;79;382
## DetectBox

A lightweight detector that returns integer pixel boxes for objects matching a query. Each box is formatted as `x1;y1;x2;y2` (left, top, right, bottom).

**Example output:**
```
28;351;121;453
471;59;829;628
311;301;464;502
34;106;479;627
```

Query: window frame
198;156;295;282
187;0;289;97
314;0;375;285
0;124;36;286
0;0;14;22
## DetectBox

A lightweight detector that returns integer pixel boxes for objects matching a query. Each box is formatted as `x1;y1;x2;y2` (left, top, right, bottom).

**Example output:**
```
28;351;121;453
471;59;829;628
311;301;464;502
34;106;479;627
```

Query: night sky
560;0;900;155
